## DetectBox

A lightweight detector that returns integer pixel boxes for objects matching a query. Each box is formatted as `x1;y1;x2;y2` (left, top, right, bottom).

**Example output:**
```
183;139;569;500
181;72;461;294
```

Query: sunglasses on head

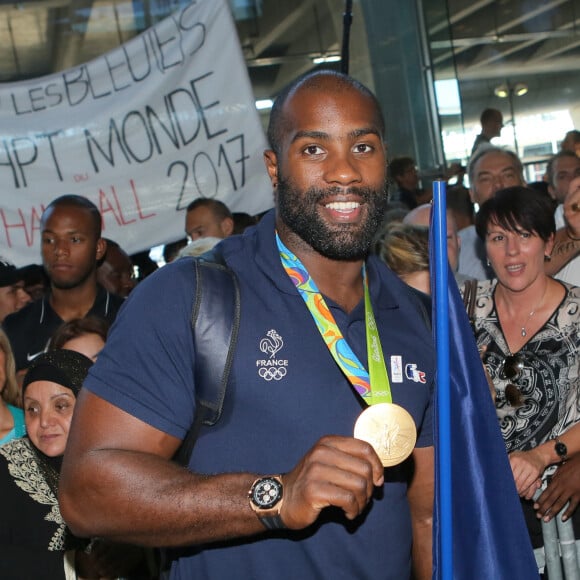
500;354;525;408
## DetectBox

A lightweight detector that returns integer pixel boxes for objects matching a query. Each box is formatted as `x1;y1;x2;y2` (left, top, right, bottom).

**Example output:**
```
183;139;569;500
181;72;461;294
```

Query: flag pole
432;180;453;578
340;0;353;74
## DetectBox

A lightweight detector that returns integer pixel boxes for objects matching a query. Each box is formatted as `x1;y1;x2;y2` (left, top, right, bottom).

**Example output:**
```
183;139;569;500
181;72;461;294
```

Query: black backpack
173;248;240;466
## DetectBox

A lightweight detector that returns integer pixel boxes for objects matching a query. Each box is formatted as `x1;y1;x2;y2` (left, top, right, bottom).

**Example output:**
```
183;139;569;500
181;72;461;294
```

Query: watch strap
259;513;287;530
555;436;568;463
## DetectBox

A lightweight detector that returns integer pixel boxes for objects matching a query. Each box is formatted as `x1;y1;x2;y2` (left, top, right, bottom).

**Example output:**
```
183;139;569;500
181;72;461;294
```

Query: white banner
0;0;274;266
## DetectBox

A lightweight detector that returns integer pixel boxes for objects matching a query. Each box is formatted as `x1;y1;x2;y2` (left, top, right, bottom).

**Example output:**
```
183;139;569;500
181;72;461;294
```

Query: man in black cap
0;259;31;323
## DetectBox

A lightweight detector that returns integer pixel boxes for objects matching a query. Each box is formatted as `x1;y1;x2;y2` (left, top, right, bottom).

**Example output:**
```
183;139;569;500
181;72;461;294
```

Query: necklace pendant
521;327;527;337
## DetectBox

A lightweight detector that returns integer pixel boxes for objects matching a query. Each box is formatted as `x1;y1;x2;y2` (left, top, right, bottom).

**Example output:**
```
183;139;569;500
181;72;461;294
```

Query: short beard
277;179;388;261
49;266;94;291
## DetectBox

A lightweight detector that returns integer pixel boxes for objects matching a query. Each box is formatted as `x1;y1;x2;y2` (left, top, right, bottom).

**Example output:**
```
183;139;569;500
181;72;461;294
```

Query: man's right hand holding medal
278;435;384;529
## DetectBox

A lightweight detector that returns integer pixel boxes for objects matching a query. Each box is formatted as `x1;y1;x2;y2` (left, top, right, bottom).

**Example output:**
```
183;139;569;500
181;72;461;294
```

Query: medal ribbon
276;233;392;405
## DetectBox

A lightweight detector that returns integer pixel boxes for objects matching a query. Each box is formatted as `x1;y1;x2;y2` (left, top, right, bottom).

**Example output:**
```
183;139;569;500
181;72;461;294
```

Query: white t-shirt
554;205;580;286
457;225;494;280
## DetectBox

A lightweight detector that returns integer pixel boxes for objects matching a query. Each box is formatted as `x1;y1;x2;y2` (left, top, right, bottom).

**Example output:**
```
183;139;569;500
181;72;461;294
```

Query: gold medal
354;403;417;467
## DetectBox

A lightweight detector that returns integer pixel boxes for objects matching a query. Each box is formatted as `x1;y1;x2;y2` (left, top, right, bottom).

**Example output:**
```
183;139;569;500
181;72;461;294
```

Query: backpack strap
173;247;240;466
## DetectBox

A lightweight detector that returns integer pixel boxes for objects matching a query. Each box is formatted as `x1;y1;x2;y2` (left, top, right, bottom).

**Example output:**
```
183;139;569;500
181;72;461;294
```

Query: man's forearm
59;450;264;547
407;447;434;580
546;227;580;275
411;519;433;580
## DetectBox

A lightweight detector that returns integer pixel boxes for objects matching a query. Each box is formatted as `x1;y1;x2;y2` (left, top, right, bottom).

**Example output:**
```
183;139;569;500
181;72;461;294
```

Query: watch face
251;477;282;509
556;441;568;457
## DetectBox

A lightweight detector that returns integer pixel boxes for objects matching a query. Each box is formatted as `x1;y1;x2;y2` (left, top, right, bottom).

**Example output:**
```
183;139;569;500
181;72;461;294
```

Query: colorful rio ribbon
276;232;391;407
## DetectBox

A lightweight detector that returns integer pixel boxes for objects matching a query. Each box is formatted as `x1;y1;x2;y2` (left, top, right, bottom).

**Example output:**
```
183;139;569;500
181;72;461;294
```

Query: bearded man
60;71;435;580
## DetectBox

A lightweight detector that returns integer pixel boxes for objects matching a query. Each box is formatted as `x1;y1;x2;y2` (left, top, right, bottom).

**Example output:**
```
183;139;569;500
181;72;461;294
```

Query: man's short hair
546;150;579;187
101;238;120;252
388;157;416;180
468;147;523;185
42;194;102;238
446;185;474;220
0;258;24;288
267;69;385;157
563;130;580;146
186;198;233;221
232;212;257;235
480;108;502;125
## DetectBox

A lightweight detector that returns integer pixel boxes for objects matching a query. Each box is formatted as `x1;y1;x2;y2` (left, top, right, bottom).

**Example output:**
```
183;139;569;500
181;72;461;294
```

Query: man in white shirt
554;177;580;286
458;148;524;280
548;151;580;285
548;151;580;206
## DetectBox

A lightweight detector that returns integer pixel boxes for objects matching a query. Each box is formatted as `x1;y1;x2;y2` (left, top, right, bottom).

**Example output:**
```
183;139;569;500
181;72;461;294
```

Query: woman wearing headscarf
0;328;25;445
466;186;580;548
0;349;154;579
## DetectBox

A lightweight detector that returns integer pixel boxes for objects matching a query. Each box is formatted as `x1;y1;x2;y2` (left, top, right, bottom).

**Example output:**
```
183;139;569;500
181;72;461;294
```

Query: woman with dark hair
0;349;154;578
467;185;580;548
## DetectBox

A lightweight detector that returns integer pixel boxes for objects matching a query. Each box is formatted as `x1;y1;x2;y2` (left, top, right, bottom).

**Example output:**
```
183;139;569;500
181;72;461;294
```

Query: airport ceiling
426;0;580;81
0;0;578;109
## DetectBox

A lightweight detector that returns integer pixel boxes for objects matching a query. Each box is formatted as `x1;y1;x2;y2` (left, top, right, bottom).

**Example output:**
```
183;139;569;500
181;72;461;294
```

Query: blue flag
429;183;539;579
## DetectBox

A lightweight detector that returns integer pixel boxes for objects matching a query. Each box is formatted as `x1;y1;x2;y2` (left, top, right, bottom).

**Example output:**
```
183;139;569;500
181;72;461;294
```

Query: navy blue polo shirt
86;209;435;580
3;285;124;371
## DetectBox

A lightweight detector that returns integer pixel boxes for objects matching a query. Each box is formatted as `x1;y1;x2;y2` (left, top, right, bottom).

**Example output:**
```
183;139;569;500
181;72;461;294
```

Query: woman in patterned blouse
468;185;580;548
0;349;154;578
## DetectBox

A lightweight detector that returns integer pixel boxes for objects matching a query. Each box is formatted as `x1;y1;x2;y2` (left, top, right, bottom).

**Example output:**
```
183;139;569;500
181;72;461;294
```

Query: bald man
403;204;472;285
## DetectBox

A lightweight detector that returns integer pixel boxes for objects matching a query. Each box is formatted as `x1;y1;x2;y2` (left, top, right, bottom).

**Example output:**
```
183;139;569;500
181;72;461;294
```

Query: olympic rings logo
258;367;287;381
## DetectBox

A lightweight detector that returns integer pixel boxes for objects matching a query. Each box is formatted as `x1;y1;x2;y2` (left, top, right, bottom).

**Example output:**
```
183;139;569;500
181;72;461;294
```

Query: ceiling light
494;82;528;98
255;99;273;110
494;84;509;98
312;54;341;64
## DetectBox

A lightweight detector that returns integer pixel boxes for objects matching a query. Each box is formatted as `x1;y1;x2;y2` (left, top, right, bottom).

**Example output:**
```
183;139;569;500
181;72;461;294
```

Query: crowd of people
0;67;579;578
374;111;580;573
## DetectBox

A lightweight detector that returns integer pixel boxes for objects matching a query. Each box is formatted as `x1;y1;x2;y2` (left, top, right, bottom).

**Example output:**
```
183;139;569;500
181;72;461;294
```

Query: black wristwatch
248;475;286;530
555;437;568;463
